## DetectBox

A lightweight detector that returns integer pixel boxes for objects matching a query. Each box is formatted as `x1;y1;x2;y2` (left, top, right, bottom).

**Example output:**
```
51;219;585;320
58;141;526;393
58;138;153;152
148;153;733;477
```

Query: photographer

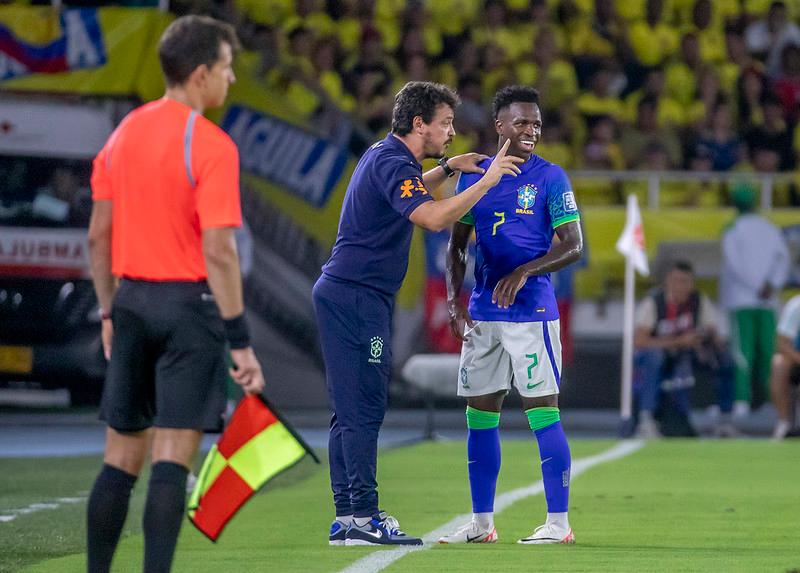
633;261;736;438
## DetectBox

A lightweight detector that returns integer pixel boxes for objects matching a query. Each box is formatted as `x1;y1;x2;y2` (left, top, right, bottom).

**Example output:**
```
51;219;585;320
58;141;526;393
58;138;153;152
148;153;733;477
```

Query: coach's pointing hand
230;347;265;395
482;139;524;187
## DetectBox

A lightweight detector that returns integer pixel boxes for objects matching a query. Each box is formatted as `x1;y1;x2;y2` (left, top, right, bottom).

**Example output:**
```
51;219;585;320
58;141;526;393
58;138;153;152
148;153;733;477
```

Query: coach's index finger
496;138;511;158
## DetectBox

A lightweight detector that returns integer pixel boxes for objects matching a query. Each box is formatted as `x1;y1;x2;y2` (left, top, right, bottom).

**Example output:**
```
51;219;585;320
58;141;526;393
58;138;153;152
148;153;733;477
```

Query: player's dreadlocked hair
492;86;540;119
391;82;460;136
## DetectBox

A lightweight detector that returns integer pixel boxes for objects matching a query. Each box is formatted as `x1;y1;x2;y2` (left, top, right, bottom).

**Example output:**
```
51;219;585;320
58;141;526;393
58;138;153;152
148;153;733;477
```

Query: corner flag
615;193;649;276
188;395;319;541
617;193;649;431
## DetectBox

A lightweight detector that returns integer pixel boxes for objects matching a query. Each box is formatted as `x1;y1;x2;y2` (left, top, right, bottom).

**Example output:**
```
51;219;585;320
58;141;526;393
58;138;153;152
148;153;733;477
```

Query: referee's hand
230;347;266;395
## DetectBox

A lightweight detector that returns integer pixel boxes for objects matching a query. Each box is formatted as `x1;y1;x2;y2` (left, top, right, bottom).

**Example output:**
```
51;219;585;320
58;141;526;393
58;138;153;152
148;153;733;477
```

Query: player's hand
447;153;489;174
101;318;113;361
230;347;266;395
448;298;475;341
482;139;524;188
492;266;529;309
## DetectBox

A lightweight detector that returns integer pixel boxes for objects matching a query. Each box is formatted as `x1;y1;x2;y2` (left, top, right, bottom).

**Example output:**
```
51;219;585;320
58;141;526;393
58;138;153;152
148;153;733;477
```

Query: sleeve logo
400;177;428;198
563;191;577;212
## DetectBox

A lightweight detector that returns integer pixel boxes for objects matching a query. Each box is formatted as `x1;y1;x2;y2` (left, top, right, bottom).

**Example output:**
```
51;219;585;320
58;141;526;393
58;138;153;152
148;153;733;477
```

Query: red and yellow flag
188;395;318;541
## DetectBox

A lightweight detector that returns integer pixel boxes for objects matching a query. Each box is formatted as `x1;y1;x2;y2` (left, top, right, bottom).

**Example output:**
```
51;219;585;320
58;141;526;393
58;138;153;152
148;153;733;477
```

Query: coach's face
203;41;236;108
418;104;455;159
496;102;542;160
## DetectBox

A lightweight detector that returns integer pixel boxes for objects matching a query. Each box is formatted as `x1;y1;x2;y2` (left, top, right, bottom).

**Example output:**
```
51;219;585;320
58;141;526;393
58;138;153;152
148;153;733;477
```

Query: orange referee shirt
91;98;242;281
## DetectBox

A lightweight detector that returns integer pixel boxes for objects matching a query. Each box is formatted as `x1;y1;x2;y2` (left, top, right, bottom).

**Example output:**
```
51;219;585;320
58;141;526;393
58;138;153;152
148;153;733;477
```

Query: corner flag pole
615;194;648;431
620;249;635;422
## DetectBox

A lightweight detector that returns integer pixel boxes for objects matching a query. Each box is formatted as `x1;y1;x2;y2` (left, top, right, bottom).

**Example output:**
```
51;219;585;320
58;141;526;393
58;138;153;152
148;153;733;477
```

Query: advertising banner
0;6;169;101
0;227;89;279
223;105;349;209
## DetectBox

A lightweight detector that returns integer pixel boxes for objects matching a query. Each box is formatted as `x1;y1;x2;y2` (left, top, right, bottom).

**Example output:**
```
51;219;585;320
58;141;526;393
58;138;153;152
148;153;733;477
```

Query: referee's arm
88;200;115;314
202;227;244;319
203;227;265;395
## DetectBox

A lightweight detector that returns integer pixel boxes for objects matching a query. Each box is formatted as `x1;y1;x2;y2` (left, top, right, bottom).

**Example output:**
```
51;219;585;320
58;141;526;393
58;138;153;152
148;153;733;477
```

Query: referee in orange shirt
86;16;264;573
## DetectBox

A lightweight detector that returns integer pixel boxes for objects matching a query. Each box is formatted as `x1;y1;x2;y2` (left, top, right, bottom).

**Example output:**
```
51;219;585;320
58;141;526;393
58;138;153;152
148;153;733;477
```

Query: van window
0;156;93;229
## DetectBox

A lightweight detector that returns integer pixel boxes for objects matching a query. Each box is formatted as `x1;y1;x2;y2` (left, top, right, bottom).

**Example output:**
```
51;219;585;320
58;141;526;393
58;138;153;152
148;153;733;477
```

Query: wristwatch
438;156;455;177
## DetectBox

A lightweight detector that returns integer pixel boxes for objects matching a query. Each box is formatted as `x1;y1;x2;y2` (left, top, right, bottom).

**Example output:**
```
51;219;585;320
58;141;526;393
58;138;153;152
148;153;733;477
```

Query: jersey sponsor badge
563;191;577;212
400;177;428;199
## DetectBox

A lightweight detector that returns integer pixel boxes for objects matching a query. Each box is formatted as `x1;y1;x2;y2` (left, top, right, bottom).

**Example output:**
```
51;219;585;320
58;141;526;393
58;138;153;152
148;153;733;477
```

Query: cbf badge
516;184;537;215
369;336;384;364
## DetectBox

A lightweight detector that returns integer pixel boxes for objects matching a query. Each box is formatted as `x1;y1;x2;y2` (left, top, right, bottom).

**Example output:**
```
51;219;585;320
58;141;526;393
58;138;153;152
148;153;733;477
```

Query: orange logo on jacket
400;177;427;198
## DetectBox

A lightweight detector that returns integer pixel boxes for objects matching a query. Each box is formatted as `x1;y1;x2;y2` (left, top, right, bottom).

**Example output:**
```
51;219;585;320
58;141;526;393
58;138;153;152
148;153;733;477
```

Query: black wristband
438;156;455;177
223;314;251;349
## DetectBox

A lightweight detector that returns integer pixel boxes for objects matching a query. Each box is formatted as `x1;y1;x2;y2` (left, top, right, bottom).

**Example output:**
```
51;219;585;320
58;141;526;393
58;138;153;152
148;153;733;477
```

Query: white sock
640;410;655;423
353;516;371;527
546;512;569;531
473;512;494;530
336;514;353;525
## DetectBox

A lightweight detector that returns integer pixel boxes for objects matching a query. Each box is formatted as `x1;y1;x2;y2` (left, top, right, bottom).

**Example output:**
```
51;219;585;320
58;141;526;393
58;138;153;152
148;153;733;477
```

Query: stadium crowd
163;0;800;206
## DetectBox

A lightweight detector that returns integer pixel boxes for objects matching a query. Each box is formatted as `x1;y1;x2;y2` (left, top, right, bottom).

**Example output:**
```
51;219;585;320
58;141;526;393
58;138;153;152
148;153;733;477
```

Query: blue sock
466;407;501;514
527;407;570;513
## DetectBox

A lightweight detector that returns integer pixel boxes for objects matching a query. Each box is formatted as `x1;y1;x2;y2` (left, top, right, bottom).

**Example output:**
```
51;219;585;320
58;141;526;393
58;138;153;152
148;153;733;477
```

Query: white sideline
0;496;86;523
336;439;644;573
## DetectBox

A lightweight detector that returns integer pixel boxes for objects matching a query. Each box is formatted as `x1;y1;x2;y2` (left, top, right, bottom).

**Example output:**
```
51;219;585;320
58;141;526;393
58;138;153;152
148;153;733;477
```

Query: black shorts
791;365;800;387
100;279;227;432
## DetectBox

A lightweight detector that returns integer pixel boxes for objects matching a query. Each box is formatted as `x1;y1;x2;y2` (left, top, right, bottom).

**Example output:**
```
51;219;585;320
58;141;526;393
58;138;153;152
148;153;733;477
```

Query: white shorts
457;320;562;398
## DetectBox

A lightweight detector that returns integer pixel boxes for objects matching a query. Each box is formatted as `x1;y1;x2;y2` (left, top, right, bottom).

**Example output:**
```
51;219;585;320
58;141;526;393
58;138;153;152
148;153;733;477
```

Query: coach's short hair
158;15;240;87
492;86;540;119
391;82;460;136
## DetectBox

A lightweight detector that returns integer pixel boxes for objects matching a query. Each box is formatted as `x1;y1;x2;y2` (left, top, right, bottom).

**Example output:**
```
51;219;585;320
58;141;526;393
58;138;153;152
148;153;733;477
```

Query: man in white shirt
770;294;800;439
721;186;790;417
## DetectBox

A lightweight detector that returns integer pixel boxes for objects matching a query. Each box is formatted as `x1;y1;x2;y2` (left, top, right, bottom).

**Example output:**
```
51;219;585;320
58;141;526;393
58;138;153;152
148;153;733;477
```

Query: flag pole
620;250;635;427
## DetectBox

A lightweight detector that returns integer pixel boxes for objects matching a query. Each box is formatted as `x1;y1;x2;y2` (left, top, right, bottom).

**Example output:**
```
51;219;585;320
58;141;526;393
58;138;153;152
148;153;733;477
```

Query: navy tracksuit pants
312;274;393;518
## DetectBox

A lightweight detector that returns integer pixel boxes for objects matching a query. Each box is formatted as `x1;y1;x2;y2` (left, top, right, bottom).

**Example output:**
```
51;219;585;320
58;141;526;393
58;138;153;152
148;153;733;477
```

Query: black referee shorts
100;279;227;432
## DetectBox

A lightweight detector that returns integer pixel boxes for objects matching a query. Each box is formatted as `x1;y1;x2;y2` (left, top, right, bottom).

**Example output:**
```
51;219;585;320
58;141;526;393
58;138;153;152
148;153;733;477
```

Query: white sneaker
773;420;791;440
711;422;741;438
635;417;662;439
518;523;575;545
437;521;497;544
732;401;751;419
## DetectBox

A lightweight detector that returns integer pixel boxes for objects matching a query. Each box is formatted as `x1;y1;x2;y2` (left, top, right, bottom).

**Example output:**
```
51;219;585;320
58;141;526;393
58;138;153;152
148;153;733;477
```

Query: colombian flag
188;395;319;541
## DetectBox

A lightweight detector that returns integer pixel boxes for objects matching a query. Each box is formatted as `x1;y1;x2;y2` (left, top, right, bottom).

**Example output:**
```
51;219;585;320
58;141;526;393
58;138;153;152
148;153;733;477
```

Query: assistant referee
86;16;264;573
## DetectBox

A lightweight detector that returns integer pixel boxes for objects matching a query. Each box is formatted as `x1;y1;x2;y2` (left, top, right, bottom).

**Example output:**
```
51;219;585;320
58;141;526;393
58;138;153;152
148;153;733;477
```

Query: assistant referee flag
188;395;319;541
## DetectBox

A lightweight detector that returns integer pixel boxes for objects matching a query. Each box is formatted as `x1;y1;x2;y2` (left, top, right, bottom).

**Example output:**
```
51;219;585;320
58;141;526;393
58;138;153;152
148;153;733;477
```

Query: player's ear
494;119;503;135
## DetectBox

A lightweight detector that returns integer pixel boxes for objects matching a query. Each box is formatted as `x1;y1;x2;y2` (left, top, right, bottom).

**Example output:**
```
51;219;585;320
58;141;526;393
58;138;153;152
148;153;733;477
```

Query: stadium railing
569;169;797;210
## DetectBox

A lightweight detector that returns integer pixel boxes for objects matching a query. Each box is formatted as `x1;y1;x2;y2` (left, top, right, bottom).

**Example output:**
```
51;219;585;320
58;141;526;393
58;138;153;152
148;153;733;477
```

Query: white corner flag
617;194;649;430
616;193;649;277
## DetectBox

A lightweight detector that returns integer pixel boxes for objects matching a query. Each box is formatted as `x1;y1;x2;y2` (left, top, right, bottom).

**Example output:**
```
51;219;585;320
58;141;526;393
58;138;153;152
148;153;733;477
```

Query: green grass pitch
3;439;799;572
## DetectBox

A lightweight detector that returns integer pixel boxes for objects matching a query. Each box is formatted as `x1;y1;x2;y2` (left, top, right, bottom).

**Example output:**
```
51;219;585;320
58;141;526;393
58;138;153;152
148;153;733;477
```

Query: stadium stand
161;0;800;207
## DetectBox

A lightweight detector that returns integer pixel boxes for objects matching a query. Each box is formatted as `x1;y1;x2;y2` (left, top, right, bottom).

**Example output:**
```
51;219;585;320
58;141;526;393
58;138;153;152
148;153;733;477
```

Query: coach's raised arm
410;139;523;232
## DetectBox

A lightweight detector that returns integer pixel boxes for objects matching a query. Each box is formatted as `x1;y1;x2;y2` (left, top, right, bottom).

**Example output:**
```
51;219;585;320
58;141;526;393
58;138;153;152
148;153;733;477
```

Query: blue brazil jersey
322;133;434;295
456;153;580;322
